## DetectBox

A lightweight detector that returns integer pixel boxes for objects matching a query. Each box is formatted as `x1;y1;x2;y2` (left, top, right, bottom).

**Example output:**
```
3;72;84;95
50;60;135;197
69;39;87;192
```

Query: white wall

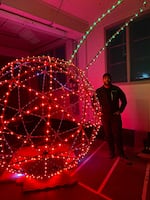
120;83;150;131
76;0;150;132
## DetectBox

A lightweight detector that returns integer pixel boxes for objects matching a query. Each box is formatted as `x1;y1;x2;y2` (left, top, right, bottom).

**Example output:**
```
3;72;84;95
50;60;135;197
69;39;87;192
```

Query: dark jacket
96;84;127;115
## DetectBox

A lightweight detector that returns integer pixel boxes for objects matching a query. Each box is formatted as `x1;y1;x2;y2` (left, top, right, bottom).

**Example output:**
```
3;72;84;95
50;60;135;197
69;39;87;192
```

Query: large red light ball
0;56;101;180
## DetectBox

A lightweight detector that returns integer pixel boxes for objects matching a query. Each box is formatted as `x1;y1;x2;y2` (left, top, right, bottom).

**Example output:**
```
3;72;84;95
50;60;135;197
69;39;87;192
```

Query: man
96;73;127;159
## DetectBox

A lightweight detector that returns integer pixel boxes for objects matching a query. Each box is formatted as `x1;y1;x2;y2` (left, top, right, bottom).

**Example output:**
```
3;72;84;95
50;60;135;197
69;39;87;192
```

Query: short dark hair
103;73;111;79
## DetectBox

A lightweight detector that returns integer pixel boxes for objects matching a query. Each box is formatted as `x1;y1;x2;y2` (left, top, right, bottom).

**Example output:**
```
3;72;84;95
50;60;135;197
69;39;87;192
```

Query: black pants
102;114;124;156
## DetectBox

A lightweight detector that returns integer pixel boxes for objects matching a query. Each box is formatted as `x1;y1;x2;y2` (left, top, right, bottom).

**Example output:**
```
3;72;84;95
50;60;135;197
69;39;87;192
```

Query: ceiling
42;0;108;23
0;12;64;65
0;16;60;52
0;0;108;60
1;0;148;63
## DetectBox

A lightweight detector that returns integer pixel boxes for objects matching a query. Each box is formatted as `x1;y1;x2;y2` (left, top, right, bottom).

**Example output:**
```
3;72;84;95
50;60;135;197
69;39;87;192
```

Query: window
0;55;15;68
130;15;150;81
106;25;127;83
106;13;150;83
39;44;67;89
43;44;66;60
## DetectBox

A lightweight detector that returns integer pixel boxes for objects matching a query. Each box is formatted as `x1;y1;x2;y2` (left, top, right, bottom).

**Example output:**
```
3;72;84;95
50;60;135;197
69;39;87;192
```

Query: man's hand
113;111;120;115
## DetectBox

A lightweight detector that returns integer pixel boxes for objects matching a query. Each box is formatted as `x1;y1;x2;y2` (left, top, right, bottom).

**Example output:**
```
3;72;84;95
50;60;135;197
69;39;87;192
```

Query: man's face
103;76;111;86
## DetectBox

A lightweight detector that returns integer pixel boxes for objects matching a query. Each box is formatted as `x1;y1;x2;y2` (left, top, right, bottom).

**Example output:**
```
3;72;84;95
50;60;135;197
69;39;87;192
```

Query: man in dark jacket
96;73;127;159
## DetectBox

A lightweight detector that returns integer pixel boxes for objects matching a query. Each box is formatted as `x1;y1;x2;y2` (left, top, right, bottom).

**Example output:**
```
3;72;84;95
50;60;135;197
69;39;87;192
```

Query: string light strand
85;0;149;70
69;0;124;62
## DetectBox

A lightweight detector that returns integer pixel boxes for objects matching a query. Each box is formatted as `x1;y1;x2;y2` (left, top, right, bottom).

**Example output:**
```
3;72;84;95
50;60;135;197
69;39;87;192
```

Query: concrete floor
0;139;150;200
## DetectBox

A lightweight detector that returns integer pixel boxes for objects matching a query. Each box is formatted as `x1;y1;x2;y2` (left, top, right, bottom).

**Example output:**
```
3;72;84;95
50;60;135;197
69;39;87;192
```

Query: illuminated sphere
0;56;101;180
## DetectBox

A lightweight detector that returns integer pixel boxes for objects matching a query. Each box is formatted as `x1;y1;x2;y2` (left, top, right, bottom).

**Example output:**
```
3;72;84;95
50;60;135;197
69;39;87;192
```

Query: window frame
105;12;150;84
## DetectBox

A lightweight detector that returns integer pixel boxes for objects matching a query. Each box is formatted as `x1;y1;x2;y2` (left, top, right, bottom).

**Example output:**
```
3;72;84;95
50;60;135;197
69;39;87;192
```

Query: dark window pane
130;16;150;40
106;25;126;47
130;14;150;81
131;39;150;58
106;24;127;82
40;44;66;60
108;63;127;83
0;55;15;68
55;45;66;59
45;50;54;56
109;45;126;64
130;58;150;81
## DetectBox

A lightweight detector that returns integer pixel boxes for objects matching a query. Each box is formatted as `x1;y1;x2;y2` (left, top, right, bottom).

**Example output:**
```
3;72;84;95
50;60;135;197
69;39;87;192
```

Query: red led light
0;56;101;180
